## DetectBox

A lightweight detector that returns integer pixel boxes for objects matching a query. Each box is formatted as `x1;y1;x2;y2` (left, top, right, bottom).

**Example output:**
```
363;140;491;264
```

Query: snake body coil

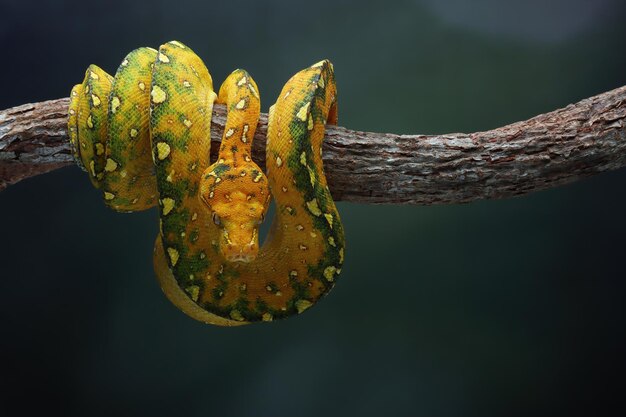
68;41;345;326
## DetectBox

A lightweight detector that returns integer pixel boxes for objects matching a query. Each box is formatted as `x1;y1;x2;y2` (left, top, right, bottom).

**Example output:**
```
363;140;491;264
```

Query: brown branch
1;86;625;204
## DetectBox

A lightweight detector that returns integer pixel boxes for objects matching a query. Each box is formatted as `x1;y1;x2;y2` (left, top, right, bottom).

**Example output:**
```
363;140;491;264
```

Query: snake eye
212;213;221;226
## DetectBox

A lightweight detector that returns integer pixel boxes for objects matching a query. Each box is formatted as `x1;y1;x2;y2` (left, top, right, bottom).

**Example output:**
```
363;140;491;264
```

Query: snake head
200;162;270;262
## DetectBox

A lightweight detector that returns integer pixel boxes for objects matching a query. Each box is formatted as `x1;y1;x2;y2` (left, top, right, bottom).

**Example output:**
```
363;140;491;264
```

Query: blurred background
1;0;625;416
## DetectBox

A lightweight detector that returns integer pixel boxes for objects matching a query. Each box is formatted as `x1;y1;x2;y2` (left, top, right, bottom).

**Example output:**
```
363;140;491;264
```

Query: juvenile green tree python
67;41;344;326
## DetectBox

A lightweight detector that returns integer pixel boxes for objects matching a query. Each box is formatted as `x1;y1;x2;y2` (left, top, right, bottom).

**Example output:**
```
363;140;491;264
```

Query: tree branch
1;86;625;204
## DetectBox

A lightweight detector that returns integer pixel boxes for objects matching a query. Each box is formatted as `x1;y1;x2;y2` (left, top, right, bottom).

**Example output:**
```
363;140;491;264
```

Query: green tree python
67;41;345;326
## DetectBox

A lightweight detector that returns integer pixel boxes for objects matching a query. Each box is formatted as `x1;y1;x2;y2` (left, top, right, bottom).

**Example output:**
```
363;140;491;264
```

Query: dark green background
1;1;625;416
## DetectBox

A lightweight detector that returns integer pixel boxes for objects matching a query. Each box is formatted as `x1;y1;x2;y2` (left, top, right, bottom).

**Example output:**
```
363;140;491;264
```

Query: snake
68;41;345;326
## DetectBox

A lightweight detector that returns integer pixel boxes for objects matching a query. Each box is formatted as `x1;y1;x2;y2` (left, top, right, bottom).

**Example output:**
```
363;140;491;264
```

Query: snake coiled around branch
68;40;345;326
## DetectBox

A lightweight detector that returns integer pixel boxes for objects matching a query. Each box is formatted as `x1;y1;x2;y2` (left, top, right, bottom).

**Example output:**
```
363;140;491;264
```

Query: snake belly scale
68;41;345;326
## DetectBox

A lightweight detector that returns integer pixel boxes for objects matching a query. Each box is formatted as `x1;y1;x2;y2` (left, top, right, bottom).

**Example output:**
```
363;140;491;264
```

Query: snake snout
221;226;259;263
224;241;258;263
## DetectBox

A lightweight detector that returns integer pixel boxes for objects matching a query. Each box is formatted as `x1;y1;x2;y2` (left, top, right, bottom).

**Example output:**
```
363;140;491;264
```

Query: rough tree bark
1;85;625;204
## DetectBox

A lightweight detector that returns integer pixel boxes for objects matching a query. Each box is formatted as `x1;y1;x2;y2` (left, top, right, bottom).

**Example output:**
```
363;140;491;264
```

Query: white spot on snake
95;143;104;155
276;156;283;167
328;236;336;247
129;128;138;138
183;119;192;128
324;266;337;282
121;59;129;67
296;102;310;122
151;85;167;104
241;124;249;143
225;128;235;138
86;114;94;129
104;158;118;172
296;224;304;231
185;286;199;301
183;80;191;87
170;40;186;48
237;76;248;86
110;96;121;113
138;81;145;91
89;71;99;80
167;247;179;266
91;94;101;107
308;166;316;187
300;152;307;166
162;198;175;215
324;213;334;228
262;313;273;321
290;270;298;278
339;248;344;263
282;186;288;192
295;299;313;313
192;212;198;221
306;199;322;216
158;52;170;63
235;98;247;110
156;142;171;160
104;192;115;200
